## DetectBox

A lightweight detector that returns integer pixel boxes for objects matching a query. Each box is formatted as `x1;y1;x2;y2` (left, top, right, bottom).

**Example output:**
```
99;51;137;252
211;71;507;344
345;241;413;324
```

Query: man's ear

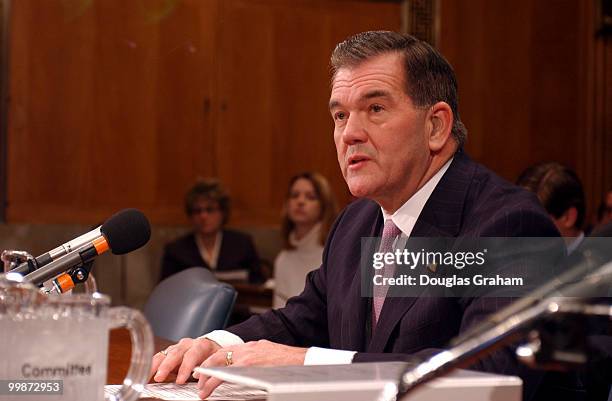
559;207;578;229
427;101;453;152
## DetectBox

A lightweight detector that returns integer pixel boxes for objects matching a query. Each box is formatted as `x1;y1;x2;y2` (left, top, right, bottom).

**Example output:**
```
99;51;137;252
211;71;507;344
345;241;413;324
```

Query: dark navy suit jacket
227;152;566;400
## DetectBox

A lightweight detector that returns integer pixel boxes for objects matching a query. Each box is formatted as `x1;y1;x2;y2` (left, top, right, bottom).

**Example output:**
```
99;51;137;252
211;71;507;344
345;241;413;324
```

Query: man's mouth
348;155;370;169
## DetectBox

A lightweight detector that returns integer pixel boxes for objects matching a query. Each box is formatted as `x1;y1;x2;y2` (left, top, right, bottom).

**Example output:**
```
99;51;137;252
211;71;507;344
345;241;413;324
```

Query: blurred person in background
517;162;586;254
160;179;262;283
594;189;612;233
273;172;337;308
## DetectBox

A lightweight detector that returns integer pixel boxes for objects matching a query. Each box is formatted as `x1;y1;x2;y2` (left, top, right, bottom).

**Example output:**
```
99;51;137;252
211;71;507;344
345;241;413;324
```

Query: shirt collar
566;231;585;255
381;158;453;237
196;231;223;269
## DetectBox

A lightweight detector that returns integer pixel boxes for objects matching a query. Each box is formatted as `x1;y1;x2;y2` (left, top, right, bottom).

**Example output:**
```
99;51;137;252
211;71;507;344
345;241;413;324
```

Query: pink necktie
372;219;402;328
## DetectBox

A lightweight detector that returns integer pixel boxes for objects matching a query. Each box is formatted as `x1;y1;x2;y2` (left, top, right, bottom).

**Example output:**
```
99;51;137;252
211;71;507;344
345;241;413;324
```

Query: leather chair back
144;267;236;341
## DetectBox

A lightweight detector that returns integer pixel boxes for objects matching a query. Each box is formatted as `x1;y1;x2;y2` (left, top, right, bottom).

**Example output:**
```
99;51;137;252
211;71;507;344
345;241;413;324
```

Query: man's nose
341;114;368;145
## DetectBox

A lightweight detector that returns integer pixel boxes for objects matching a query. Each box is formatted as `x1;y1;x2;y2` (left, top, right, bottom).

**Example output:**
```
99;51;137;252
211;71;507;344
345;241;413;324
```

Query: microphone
23;209;151;286
451;224;612;346
10;209;147;275
398;225;612;395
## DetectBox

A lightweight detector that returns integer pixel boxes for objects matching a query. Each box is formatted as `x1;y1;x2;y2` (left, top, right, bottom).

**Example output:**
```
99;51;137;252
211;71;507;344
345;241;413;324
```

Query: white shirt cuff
200;330;245;348
304;347;357;365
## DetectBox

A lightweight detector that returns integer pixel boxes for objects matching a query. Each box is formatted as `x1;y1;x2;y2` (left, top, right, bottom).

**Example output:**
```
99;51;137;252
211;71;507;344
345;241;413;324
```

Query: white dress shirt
195;232;222;269
565;231;585;255
202;158;453;364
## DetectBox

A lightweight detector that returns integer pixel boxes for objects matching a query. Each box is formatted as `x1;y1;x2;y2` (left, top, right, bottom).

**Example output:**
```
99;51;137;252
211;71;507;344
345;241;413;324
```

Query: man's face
329;52;431;211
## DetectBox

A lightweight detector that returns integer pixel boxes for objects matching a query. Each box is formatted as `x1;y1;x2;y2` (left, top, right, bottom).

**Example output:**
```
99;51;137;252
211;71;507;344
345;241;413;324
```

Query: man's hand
150;337;221;384
195;340;307;399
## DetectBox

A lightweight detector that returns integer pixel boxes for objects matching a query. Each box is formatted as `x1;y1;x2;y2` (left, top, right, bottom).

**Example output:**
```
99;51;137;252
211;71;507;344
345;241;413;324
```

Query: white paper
104;382;266;400
213;270;249;281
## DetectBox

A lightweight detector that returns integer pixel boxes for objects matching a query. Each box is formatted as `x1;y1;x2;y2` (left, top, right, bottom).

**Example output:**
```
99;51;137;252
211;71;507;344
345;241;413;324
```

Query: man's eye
370;104;384;113
334;111;346;121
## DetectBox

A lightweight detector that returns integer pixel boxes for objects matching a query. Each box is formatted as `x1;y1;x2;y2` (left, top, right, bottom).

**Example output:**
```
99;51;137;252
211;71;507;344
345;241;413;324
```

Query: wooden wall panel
437;0;609;221
214;0;401;225
150;1;219;222
6;0;402;226
7;0;607;227
7;0;219;224
601;33;612;199
0;0;8;222
578;0;612;223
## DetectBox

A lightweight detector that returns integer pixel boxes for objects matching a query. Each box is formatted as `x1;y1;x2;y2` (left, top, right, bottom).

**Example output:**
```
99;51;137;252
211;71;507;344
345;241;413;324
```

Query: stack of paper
104;382;265;400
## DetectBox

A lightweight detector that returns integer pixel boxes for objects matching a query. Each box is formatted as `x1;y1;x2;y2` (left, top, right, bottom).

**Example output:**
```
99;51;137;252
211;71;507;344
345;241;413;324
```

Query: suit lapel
367;152;474;352
342;209;384;352
215;231;228;269
411;151;474;238
188;234;210;269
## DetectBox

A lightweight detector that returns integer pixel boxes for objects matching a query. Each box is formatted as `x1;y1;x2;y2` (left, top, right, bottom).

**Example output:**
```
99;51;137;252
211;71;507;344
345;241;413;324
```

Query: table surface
224;281;273;308
107;328;173;384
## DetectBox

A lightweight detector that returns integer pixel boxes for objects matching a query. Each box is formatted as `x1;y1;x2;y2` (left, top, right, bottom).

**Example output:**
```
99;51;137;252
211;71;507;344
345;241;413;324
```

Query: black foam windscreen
100;209;151;255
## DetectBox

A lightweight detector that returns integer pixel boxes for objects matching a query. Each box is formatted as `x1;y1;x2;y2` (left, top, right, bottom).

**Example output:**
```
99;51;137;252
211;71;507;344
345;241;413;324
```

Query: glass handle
106;307;154;401
84;273;99;294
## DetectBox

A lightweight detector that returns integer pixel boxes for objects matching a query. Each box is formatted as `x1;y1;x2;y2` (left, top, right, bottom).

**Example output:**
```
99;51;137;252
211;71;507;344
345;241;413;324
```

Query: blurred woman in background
160;179;261;283
273;172;337;308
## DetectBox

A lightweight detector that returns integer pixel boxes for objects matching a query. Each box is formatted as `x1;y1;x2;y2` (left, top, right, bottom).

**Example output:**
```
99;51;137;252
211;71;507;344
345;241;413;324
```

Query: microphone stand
396;262;612;397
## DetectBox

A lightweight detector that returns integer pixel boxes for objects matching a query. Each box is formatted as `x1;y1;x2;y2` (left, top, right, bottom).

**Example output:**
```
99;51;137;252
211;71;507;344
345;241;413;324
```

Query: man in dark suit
517;162;586;254
151;31;563;400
